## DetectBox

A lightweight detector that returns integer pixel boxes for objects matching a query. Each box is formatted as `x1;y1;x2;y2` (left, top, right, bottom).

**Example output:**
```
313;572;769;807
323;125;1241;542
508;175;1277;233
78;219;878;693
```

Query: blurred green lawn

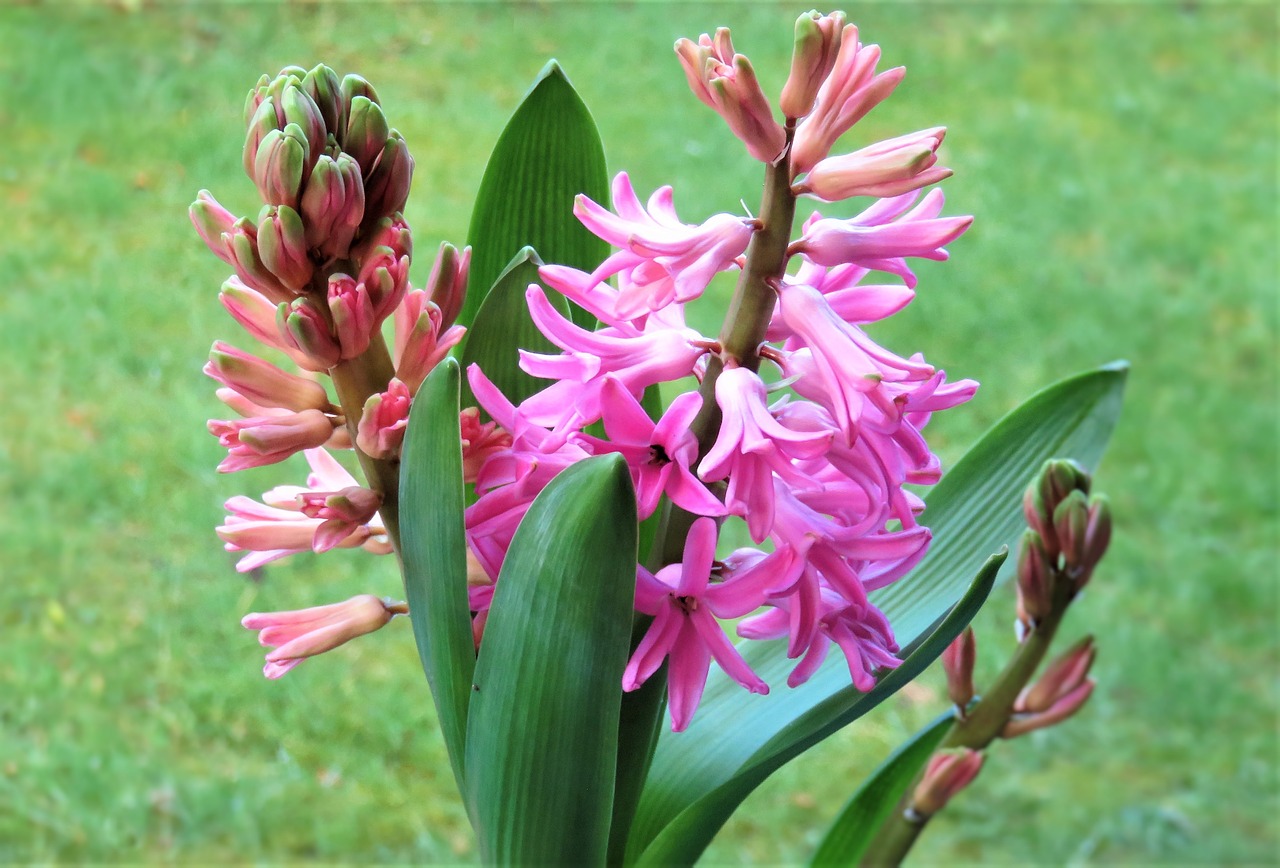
2;0;1275;863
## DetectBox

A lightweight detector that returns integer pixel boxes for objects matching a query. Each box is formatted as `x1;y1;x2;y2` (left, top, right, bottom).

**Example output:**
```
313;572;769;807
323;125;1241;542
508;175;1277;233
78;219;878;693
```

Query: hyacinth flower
242;594;405;678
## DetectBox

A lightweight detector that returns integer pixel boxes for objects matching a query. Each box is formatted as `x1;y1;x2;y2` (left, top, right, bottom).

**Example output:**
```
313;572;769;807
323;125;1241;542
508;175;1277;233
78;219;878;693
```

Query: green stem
858;577;1075;867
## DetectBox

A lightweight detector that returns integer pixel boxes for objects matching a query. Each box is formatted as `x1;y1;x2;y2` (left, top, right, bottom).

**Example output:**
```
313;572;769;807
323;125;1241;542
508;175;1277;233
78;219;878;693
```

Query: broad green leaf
810;713;953;866
464;455;638;865
629;362;1128;862
398;358;474;794
458;247;570;412
632;551;1002;866
461;60;609;332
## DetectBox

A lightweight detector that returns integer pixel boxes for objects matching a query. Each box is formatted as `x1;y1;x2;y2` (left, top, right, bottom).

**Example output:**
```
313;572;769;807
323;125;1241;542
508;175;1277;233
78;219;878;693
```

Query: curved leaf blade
633;551;1002;866
459;246;570;412
810;713;953;866
464;455;638;865
462;60;609;331
398;358;474;793
630;362;1129;860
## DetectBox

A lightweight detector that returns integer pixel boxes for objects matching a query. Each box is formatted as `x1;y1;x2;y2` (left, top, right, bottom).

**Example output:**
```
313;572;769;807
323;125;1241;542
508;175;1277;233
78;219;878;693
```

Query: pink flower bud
1054;489;1090;576
205;341;332;412
1078;494;1112;591
241;594;399;679
301;64;343;139
675;29;787;164
217;278;313;368
941;626;977;711
297;486;383;552
190;190;239;265
253;124;309;209
279;84;326;173
277;297;341;371
362;130;413;225
1003;636;1097;738
352;214;412;266
343;95;389;177
209;409;336;472
257;205;313;292
779;11;846;120
460;407;512;484
394;290;465;392
425;242;470;331
791;28;905;175
300;153;365;260
911;749;984;818
243;96;281;179
795;128;951;202
1016;528;1053;632
356;378;412;459
356;246;410;325
327;273;375;360
225;218;293;304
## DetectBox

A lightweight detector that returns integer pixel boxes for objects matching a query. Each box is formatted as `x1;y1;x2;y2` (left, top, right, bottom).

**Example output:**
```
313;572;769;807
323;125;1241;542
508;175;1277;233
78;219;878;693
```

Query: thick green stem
858;577;1076;867
328;336;402;554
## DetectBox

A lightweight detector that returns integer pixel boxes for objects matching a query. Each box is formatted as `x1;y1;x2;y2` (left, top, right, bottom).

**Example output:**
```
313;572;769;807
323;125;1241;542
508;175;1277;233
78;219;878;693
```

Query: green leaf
462;60;609;331
810;713;953;866
632;551;1003;867
464;455;638;865
458;247;570;412
398;358;475;794
629;362;1128;863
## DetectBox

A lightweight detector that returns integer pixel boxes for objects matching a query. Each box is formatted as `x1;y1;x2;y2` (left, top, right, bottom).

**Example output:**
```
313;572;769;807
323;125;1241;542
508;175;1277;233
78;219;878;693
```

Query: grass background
2;0;1276;863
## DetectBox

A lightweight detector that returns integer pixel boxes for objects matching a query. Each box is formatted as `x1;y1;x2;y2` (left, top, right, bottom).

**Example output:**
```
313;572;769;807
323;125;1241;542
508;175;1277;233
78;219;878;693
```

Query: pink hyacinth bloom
577;377;725;520
460;407;512;484
394;289;466;393
190;190;239;266
277;297;342;371
574;173;757;318
790;189;973;287
357;246;411;326
208;408;336;472
794;127;952;202
675;30;787;164
218;278;317;370
204;341;332;413
242;594;399;679
698;365;832;542
623;518;774;732
328;273;375;360
296;486;383;552
790;27;905;175
778;11;847;120
356;378;412;459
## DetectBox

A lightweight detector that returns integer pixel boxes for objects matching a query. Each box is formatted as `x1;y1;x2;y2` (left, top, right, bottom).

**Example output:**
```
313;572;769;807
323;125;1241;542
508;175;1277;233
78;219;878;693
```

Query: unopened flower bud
209;409;336;472
356;378;412;459
278;297;341;371
340;73;380;118
218;278;307;365
394;289;465;392
280;84;326;172
425;242;469;331
1016;528;1053;633
1054;489;1090;575
362;130;414;226
941;626;977;711
327;273;375;360
1024;459;1091;562
352;214;413;266
257;205;313;292
297;486;384;552
779;11;846;120
300;152;366;259
1003;636;1096;738
253;124;310;209
190;190;240;265
676;29;787;164
243;73;273;128
301;63;344;140
224;218;292;304
243;96;281;179
795;127;951;201
910;749;984;819
241;594;398;679
343;95;389;176
357;247;410;324
205;341;332;412
1078;494;1112;591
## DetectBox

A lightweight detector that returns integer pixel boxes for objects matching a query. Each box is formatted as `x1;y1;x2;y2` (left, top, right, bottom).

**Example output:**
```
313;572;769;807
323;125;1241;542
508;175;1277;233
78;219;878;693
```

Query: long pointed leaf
633;551;1003;866
464;455;638;865
630;362;1128;860
462;60;609;331
810;713;954;866
459;247;569;412
399;358;474;793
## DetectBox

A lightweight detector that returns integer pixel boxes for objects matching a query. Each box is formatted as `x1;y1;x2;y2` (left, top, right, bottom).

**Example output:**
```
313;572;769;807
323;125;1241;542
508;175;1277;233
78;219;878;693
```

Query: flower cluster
192;65;489;675
462;14;976;730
